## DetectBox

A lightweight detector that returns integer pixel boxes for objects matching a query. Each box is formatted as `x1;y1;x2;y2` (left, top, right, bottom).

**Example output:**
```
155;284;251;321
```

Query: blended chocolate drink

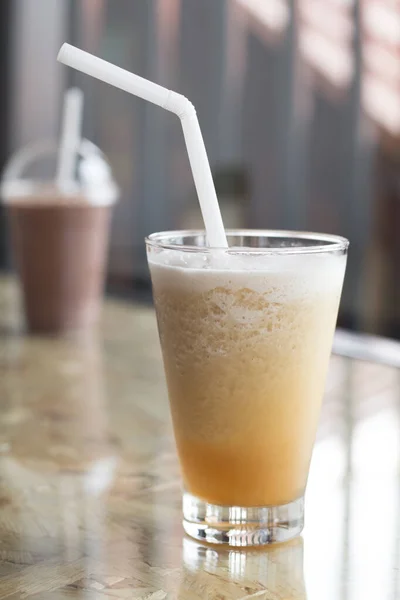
7;191;111;333
147;231;348;544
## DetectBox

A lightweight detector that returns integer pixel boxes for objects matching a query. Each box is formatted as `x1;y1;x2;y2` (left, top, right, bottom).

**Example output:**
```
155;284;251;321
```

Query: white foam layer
148;250;346;301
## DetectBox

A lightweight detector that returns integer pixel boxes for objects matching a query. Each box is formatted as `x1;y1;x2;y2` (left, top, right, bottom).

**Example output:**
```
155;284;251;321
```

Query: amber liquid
150;260;344;507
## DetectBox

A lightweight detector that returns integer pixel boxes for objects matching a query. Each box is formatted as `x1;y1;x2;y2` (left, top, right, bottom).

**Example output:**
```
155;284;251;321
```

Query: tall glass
146;230;348;546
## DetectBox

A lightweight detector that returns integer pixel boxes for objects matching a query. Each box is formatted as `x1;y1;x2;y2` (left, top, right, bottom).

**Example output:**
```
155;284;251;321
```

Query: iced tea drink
146;231;348;545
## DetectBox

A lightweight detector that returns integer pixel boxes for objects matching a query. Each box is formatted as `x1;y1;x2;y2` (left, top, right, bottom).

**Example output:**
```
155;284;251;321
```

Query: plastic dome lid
1;138;119;206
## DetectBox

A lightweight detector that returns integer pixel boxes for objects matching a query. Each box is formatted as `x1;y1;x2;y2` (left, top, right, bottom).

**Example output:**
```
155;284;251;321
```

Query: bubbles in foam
160;249;210;270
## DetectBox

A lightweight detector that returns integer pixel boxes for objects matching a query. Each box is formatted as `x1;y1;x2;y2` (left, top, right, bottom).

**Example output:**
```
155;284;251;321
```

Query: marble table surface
0;277;399;599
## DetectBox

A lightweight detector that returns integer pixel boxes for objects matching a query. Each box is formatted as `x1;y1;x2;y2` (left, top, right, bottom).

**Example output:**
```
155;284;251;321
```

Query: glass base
183;491;304;547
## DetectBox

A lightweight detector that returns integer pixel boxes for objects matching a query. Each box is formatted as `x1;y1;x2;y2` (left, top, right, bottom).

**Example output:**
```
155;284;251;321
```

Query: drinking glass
146;230;348;546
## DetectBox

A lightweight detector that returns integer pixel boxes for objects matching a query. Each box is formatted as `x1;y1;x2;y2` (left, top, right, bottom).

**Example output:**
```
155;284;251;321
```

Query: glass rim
146;229;349;255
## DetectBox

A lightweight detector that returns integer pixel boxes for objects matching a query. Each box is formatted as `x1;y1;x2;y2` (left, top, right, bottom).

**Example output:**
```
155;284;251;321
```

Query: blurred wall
9;0;68;150
68;0;374;326
0;1;11;266
5;0;400;336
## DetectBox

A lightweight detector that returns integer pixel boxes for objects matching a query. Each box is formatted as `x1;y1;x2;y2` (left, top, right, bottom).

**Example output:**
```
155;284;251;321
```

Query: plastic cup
1;140;118;334
146;230;348;546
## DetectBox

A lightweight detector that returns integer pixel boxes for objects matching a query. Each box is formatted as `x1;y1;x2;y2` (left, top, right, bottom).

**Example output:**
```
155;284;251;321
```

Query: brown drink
7;193;111;333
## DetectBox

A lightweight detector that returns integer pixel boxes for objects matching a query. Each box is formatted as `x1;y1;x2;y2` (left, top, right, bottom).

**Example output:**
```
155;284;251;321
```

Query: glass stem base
183;491;304;546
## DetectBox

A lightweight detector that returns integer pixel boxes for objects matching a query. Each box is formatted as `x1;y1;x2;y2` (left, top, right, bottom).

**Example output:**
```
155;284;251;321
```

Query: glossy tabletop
0;277;399;599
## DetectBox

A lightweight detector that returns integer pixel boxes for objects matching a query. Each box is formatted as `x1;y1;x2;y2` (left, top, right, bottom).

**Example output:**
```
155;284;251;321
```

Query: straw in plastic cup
1;140;118;334
57;43;228;248
56;87;84;193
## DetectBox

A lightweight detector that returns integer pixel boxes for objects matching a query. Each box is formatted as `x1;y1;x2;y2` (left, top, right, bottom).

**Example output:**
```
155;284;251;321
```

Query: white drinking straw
56;87;84;192
57;43;227;248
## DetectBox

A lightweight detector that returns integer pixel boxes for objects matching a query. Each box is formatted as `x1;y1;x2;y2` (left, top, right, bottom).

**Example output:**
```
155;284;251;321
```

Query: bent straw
57;44;227;247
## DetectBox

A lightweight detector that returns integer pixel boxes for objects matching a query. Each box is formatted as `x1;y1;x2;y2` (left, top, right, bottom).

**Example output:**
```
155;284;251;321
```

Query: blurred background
0;0;399;337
